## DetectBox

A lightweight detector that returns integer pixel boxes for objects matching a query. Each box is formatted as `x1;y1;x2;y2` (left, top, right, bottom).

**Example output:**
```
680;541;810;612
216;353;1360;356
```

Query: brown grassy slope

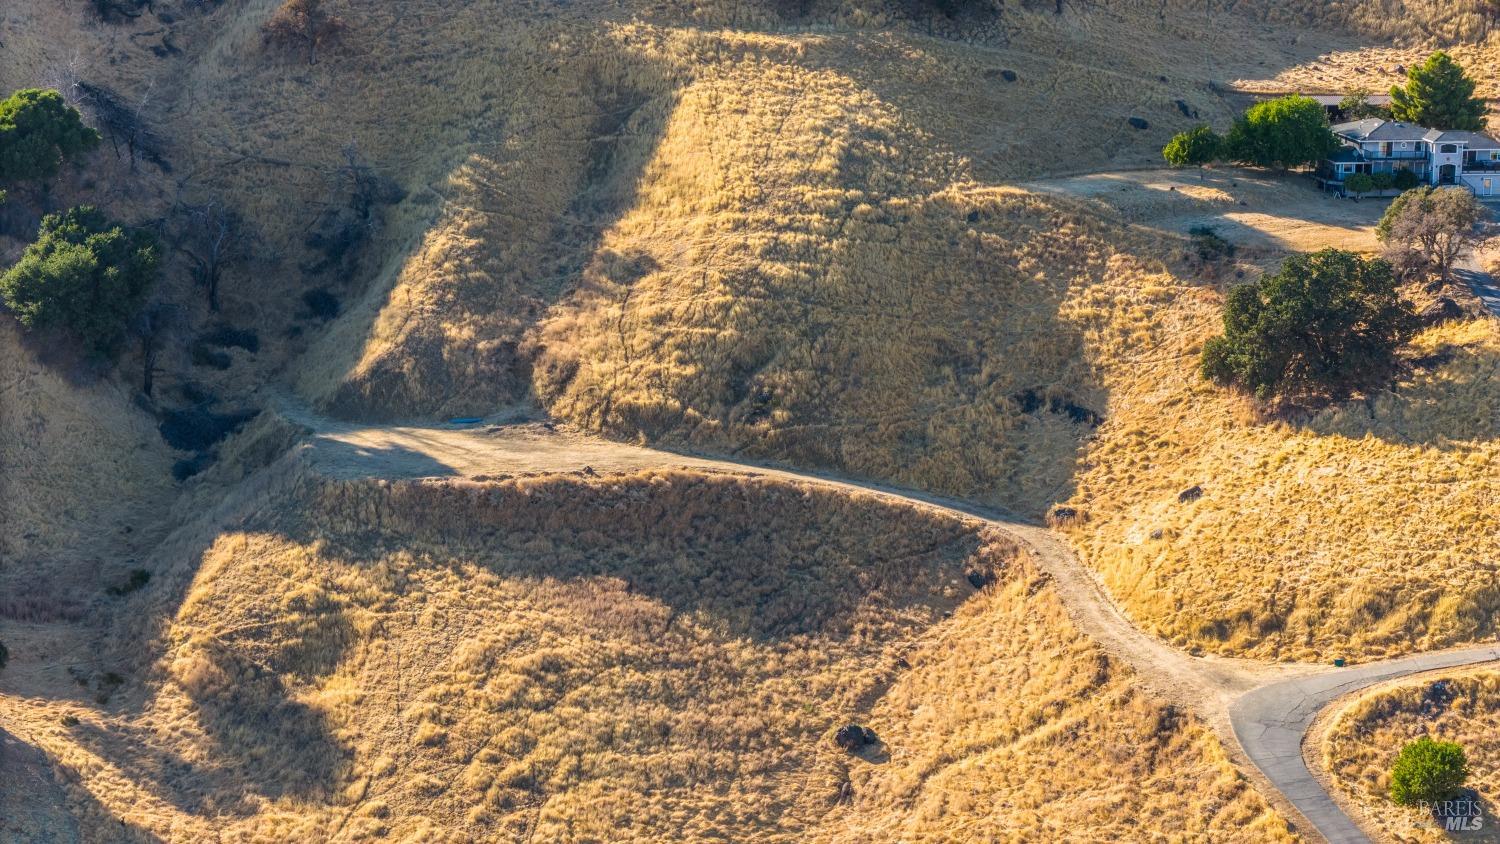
0;321;176;574
1182;0;1500;44
1059;299;1500;661
270;2;1370;421
21;470;1291;842
1322;669;1500;843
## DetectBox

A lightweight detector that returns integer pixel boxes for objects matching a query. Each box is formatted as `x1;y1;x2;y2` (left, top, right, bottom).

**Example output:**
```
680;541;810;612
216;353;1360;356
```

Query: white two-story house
1318;118;1500;195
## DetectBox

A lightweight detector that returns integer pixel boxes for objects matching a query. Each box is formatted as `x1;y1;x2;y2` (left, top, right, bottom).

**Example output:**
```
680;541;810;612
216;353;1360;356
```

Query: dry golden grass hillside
0;320;177;576
1058;277;1500;661
12;468;1291;842
1322;669;1500;843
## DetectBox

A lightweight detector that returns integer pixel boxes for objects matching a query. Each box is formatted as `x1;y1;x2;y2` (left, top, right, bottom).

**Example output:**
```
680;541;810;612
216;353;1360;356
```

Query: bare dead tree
132;302;182;397
176;201;248;312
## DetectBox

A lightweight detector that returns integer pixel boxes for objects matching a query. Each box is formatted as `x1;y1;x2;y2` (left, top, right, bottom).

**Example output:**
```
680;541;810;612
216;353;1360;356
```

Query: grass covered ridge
23;470;1289;841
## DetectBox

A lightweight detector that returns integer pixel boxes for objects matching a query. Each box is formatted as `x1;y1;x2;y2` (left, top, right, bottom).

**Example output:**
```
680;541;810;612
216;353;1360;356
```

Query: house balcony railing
1462;159;1500;172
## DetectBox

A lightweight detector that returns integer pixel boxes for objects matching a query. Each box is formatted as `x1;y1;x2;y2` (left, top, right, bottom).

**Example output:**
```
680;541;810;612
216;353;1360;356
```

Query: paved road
1233;645;1500;844
1455;255;1500;317
275;400;1500;843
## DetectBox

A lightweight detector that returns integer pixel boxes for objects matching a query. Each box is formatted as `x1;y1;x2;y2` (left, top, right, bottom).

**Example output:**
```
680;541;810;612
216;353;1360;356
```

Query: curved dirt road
284;402;1500;843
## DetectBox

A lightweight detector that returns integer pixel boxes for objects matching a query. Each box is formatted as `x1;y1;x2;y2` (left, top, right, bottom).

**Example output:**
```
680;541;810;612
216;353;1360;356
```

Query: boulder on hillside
1419;297;1464;326
1128;116;1150;130
835;724;877;753
1178;485;1203;503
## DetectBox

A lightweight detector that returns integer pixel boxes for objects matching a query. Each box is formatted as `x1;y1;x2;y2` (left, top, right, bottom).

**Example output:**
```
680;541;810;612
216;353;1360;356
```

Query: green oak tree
0;89;100;184
1200;248;1416;399
1225;95;1337;169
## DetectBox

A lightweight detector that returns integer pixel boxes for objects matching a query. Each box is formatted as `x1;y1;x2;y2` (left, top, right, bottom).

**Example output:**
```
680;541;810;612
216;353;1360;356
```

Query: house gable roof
1425;129;1500;149
1332;119;1500;148
1332;119;1430;142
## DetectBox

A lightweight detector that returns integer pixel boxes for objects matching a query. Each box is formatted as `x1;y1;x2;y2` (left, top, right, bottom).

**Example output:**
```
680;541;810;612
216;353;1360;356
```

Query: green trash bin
1333;657;1346;667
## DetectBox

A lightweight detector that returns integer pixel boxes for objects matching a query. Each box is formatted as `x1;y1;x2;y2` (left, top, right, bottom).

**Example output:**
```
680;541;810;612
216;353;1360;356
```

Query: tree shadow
0;726;163;843
164;637;349;804
1283;337;1499;447
297;434;461;480
272;472;991;643
1428;787;1498;842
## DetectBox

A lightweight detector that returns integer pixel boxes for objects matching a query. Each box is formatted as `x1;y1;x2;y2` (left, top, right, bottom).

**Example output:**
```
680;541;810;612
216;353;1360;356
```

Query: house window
1486;178;1493;191
1381;142;1392;156
1442;143;1460;153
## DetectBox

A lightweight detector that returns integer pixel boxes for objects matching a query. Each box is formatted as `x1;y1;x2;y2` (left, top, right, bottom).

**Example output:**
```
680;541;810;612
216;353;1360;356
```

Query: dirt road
282;400;1500;844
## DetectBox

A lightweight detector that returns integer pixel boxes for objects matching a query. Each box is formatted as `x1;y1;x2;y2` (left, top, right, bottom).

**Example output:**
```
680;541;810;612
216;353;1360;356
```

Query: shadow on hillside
0;726;163;842
309;45;679;423
1285;338;1500;447
276;475;989;643
173;638;348;803
298;434;460;480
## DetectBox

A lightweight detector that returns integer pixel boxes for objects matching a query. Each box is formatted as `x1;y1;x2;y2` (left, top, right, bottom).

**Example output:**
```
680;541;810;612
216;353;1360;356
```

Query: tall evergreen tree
1389;52;1486;130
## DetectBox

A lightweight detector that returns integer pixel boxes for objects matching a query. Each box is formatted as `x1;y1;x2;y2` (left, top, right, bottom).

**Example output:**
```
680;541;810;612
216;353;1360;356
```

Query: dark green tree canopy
0;89;101;184
1390;737;1470;806
1389;52;1486;131
0;206;159;356
1162;125;1223;170
1225;95;1337;169
1200;248;1416;399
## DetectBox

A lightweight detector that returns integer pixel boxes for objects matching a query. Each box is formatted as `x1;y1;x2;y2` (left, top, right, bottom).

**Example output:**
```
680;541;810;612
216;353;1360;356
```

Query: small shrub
303;288;340;321
1344;172;1375;197
1393;169;1421;190
1189;225;1235;261
1390;736;1469;806
1370;171;1395;192
0;639;7;671
106;568;152;596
